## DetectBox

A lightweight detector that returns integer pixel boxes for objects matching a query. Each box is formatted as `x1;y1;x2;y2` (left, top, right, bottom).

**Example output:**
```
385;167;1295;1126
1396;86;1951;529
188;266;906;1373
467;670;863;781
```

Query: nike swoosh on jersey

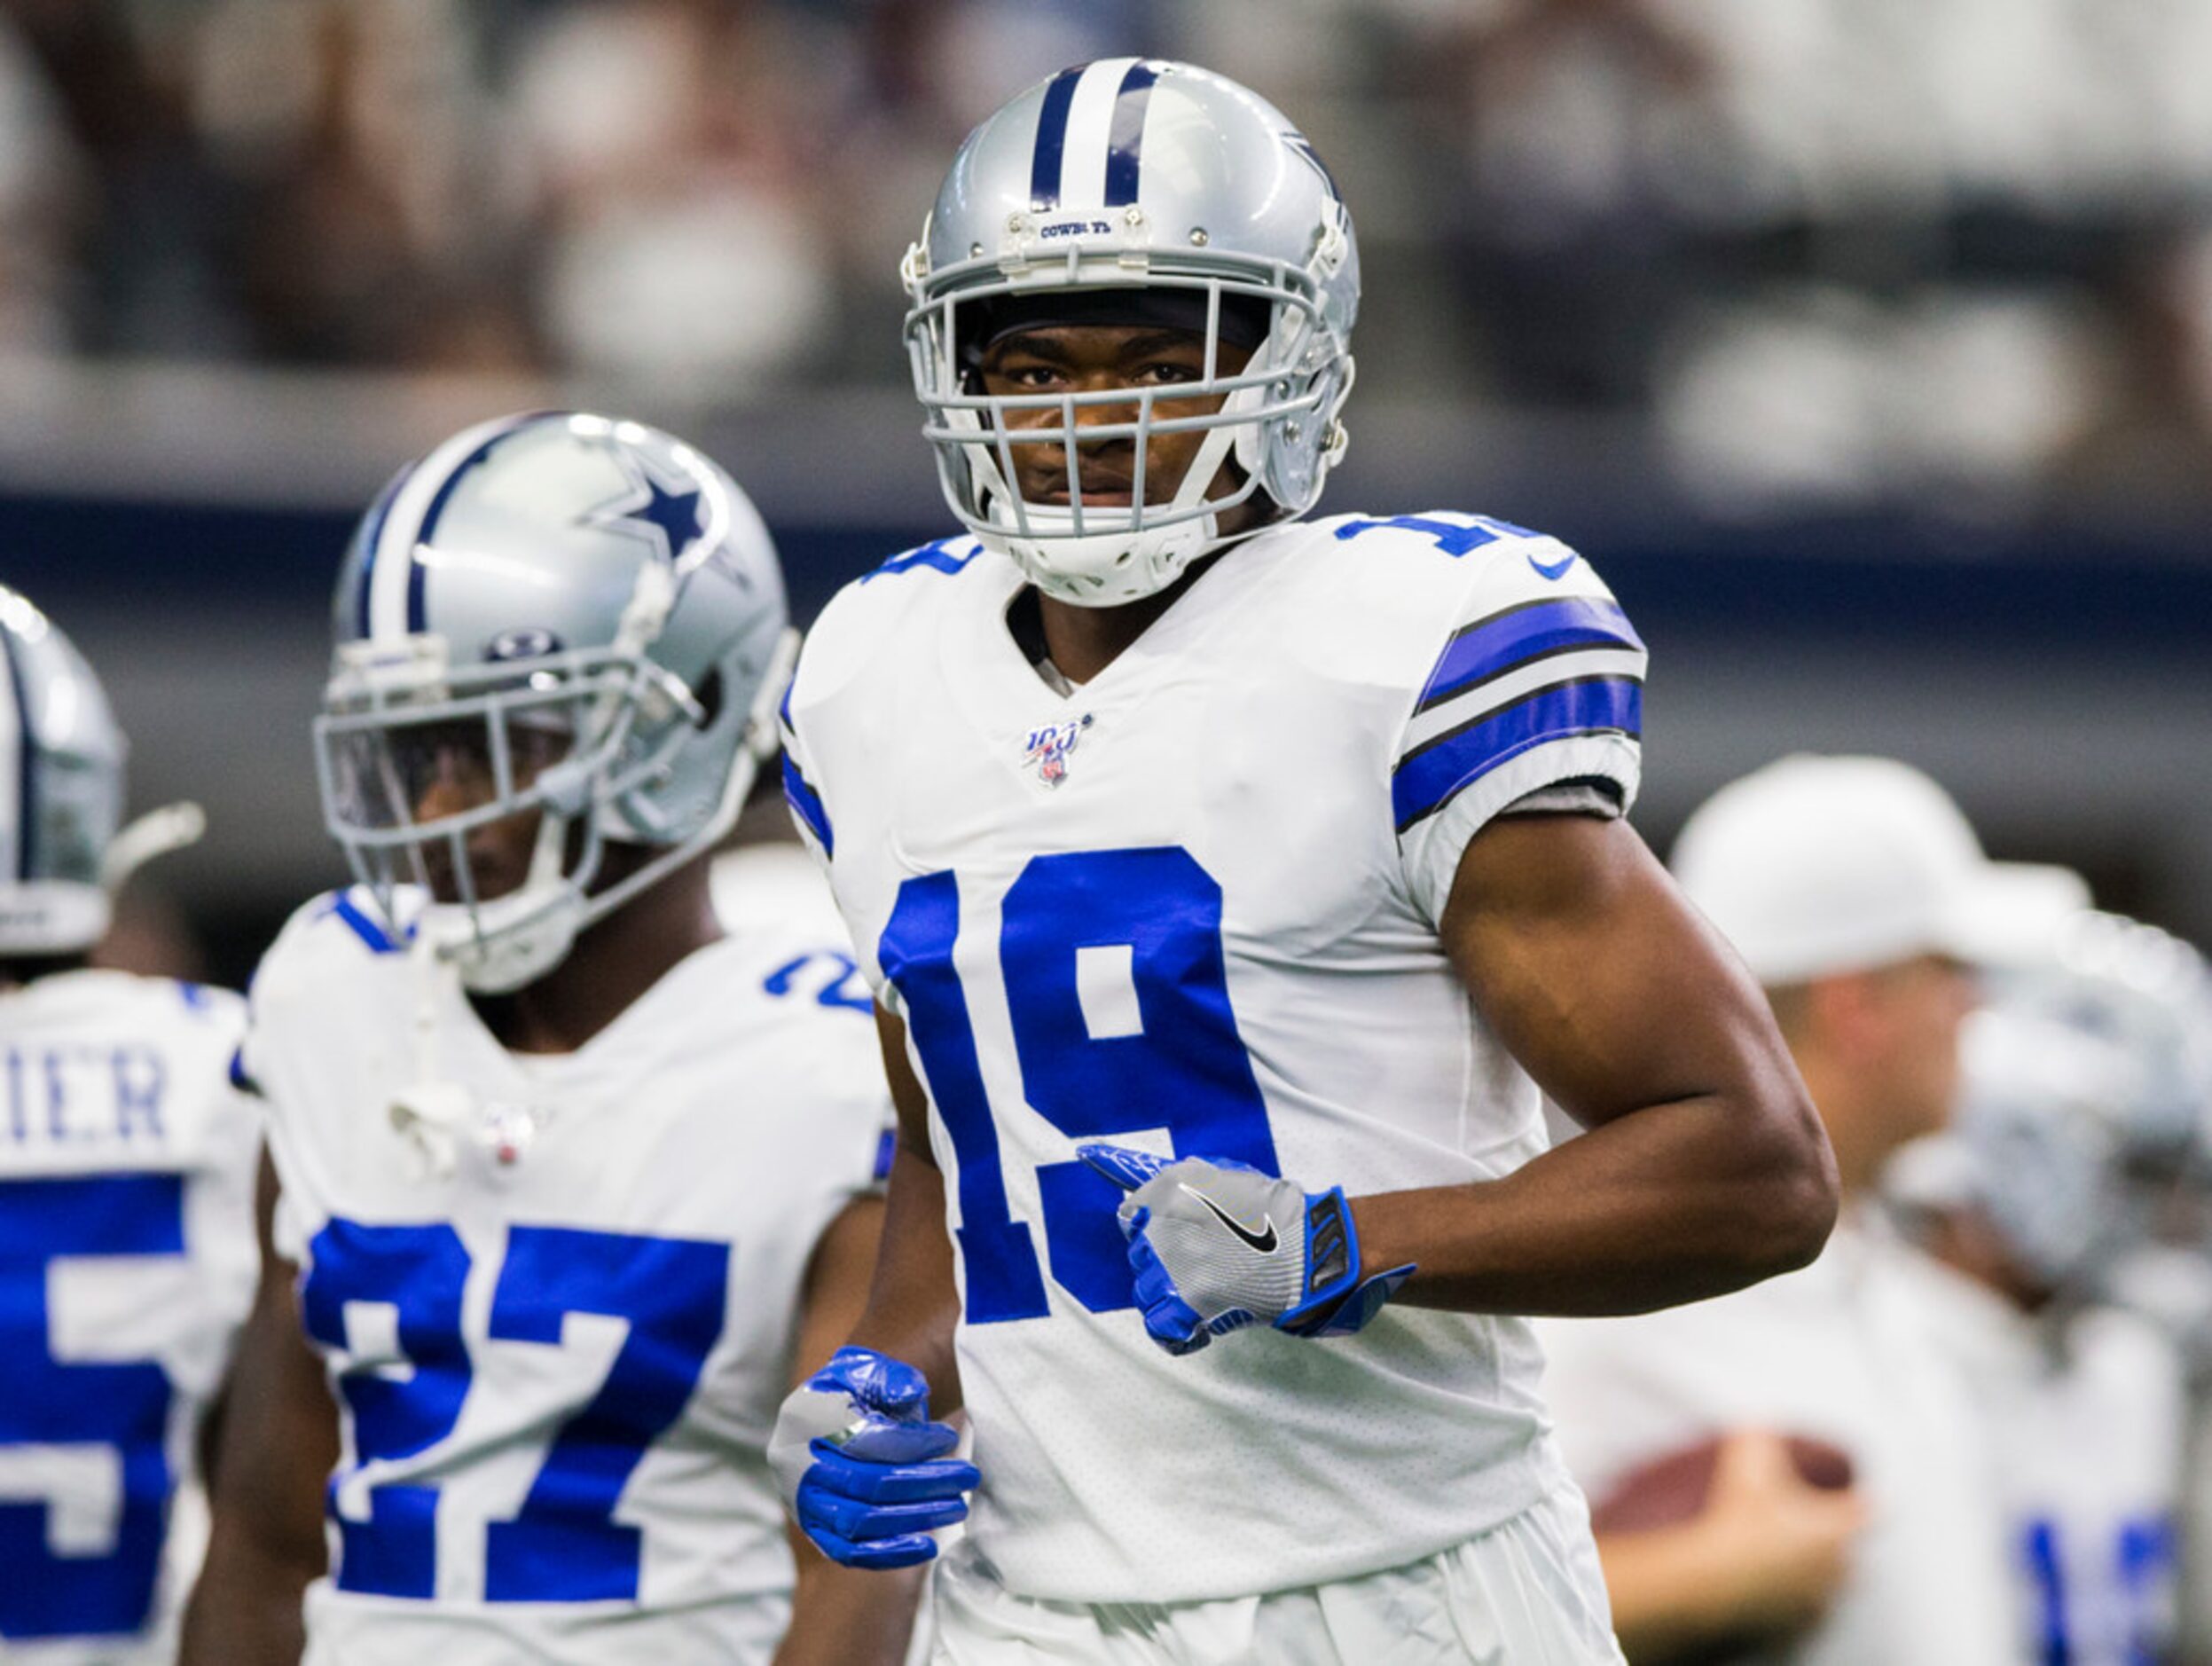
1184;1186;1280;1253
1527;549;1577;580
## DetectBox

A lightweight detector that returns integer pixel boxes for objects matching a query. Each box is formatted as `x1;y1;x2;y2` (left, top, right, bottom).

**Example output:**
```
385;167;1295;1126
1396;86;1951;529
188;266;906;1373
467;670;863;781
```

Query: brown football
1588;1432;1855;1535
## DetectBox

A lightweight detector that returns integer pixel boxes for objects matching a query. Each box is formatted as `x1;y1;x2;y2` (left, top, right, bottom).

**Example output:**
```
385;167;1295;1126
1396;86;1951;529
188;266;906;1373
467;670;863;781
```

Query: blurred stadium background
0;0;2208;988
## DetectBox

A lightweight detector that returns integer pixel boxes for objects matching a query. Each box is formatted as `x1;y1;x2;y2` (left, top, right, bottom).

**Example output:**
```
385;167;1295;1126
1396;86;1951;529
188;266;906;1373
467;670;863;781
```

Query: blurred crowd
5;0;2212;515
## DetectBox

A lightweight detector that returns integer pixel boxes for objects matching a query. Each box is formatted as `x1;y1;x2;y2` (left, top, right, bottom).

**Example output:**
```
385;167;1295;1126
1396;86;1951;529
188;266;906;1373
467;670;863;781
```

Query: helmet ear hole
692;667;725;729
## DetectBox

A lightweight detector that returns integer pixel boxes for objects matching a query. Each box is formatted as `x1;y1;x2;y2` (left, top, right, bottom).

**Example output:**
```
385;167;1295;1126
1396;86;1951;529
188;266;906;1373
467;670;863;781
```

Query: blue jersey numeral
2021;1513;2175;1665
484;1228;728;1602
299;1222;729;1603
1334;513;1536;556
880;847;1277;1323
0;1175;184;1639
764;951;875;1014
302;1221;473;1599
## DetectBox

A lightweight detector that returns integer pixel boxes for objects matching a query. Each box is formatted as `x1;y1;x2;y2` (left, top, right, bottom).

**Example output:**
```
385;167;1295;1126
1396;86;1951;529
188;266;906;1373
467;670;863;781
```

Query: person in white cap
1539;753;2084;1665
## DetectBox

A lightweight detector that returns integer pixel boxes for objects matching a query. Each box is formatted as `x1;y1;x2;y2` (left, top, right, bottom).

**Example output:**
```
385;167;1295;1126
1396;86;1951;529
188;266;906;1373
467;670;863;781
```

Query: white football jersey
240;889;892;1664
712;840;859;951
1901;1254;2185;1666
781;511;1647;1603
0;970;259;1665
1539;1215;2020;1666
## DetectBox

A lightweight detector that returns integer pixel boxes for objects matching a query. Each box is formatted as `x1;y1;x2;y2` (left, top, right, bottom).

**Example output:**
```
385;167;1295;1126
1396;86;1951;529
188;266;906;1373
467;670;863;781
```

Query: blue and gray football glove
1077;1143;1417;1356
766;1346;977;1569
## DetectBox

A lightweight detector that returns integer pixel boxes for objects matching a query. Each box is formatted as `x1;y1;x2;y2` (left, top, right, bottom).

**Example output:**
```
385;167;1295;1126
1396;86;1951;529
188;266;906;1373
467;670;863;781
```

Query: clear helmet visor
325;705;578;842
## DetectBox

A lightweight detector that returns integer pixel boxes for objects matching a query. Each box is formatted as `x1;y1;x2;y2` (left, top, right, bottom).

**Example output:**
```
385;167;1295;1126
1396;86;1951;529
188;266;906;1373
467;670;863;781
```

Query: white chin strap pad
420;882;589;995
991;510;1218;608
984;418;1245;607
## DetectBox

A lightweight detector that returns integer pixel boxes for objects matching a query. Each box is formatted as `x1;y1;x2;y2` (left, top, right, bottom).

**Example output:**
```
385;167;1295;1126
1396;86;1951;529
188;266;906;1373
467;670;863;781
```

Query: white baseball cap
1671;754;2090;985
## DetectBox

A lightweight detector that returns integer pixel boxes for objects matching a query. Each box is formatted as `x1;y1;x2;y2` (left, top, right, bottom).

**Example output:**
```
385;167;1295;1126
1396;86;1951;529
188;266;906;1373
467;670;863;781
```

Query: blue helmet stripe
351;468;408;640
401;413;550;637
1102;60;1160;207
1030;67;1084;210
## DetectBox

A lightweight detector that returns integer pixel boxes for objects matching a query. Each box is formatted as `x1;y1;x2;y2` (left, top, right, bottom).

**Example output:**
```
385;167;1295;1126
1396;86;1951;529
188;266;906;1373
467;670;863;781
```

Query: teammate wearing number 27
771;60;1840;1662
183;415;918;1665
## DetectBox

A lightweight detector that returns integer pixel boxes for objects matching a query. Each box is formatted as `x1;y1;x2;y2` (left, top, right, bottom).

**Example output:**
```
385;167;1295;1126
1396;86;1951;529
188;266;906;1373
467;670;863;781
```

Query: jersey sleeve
776;672;835;869
1388;527;1647;925
238;887;404;1265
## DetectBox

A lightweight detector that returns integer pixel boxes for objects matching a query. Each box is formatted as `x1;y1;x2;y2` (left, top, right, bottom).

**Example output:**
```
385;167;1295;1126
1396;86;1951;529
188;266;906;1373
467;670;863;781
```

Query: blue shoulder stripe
782;756;834;856
1392;676;1641;832
318;891;404;955
1418;596;1643;714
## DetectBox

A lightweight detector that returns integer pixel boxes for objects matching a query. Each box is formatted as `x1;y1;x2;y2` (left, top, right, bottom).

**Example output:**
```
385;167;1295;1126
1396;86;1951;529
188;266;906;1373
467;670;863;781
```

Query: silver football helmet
315;412;796;994
1888;913;2212;1293
904;59;1360;606
0;586;203;957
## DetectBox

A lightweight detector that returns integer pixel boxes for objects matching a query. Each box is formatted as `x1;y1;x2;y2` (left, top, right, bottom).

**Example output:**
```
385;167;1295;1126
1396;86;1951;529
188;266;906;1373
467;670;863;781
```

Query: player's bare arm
1354;813;1838;1315
180;1149;335;1666
772;1192;929;1666
1080;814;1835;1351
843;1009;965;1397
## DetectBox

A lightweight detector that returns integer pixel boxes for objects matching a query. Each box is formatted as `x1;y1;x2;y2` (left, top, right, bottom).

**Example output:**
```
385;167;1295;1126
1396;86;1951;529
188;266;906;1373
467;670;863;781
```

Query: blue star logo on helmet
584;452;709;567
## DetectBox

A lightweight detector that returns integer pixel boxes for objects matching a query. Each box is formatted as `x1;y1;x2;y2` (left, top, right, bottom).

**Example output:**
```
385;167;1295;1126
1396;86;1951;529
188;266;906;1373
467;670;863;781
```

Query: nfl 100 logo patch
1023;713;1094;787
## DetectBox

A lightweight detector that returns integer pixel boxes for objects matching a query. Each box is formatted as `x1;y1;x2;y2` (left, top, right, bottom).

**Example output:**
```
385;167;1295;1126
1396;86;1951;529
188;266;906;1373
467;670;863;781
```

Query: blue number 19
880;846;1277;1323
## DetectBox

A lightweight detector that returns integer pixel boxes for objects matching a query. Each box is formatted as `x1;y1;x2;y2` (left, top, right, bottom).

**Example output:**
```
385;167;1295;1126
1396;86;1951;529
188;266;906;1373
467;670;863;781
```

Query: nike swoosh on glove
766;1346;977;1569
1077;1143;1416;1356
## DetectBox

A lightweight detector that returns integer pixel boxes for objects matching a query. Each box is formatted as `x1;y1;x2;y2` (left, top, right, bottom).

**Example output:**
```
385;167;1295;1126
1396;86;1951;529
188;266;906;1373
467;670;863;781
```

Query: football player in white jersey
1886;915;2209;1666
181;413;919;1665
0;584;260;1662
766;60;1837;1662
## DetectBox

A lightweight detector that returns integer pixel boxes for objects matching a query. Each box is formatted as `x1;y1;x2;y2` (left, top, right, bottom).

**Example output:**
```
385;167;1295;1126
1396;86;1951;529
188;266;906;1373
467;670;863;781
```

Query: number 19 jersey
780;512;1648;1603
241;892;893;1663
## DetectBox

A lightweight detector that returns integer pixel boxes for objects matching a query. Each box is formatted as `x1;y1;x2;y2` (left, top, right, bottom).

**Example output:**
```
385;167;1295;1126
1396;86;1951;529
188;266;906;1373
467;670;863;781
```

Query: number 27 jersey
781;511;1648;1603
241;893;892;1662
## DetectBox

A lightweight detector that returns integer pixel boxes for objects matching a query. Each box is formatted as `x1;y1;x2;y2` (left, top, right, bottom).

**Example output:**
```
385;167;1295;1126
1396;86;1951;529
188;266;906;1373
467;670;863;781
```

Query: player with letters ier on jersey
182;413;919;1666
0;584;258;1664
770;59;1839;1662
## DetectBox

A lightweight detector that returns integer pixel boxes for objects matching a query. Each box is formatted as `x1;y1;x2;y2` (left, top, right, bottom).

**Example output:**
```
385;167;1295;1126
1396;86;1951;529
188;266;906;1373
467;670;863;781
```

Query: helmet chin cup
422;881;590;995
985;505;1220;608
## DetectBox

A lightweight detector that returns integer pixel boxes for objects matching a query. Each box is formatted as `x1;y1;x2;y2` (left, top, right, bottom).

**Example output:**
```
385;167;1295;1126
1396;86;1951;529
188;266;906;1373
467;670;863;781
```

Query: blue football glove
766;1346;977;1569
1077;1143;1416;1356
